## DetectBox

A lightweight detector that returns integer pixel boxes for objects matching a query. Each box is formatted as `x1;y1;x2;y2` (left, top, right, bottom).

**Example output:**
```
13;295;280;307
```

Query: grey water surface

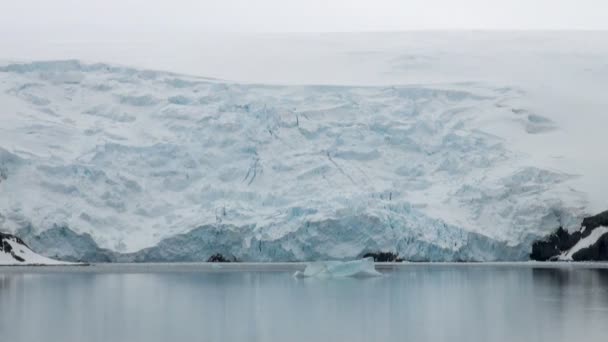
1;263;608;342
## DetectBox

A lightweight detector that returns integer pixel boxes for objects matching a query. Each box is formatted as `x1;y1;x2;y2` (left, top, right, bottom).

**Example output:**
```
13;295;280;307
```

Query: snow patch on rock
560;227;608;261
0;232;72;265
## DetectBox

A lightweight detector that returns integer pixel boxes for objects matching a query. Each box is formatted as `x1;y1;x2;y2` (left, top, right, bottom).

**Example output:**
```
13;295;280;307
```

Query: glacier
0;58;593;262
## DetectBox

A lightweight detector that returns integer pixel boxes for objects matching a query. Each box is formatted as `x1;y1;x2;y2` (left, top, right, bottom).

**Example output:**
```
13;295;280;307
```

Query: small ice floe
293;257;382;278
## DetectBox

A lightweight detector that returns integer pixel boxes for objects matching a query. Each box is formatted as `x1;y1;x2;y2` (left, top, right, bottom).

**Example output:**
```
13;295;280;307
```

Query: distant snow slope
0;59;592;261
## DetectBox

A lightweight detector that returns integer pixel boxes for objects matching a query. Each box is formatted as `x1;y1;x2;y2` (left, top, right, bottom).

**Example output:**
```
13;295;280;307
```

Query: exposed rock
530;227;581;261
530;210;608;261
571;234;608;261
206;253;236;263
0;231;28;249
581;210;608;235
1;232;29;263
362;252;403;262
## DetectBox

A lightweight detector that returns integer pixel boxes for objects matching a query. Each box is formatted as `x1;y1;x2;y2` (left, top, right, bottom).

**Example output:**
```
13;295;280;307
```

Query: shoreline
2;261;608;273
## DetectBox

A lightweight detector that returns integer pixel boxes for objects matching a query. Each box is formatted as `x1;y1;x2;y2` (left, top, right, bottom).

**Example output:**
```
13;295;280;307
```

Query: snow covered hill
0;59;593;261
0;232;69;265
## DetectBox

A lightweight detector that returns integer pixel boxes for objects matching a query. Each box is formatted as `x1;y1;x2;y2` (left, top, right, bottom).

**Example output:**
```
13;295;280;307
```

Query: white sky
0;0;607;38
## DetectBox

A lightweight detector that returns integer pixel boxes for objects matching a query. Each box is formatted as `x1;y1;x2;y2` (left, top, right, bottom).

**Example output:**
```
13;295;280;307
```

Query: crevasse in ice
0;61;588;261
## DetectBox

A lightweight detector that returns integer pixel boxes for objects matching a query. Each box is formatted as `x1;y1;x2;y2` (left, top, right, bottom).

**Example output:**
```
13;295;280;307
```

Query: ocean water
1;263;607;342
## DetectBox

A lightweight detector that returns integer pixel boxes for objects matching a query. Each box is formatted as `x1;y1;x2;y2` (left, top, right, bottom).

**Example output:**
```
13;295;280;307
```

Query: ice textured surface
0;59;592;261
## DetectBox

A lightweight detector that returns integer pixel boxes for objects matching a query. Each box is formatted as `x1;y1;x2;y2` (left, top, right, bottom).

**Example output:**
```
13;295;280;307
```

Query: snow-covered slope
0;232;70;265
0;59;591;261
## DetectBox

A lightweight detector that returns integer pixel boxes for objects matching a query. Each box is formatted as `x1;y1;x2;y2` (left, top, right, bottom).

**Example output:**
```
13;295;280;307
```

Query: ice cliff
0;60;589;262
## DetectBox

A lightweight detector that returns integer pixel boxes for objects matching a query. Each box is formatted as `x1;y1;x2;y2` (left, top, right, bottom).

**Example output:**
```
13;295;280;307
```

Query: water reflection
1;265;608;342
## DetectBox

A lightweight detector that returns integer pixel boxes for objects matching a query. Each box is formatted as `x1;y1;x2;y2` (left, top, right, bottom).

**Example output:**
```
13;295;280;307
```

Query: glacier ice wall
0;60;588;261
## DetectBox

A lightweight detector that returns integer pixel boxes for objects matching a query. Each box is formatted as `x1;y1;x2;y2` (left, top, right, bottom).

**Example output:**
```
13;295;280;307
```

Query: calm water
1;263;608;342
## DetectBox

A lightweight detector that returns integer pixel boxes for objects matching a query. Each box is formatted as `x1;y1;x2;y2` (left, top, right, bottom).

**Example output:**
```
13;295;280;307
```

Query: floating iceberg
294;258;382;278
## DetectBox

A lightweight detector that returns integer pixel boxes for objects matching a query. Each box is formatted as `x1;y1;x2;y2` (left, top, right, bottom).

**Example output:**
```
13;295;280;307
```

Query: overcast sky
1;0;607;39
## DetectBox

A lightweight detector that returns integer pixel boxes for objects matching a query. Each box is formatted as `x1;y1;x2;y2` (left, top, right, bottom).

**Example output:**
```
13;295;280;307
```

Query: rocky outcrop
570;233;608;260
581;210;608;232
0;232;28;262
531;210;608;261
362;252;403;262
206;253;237;263
530;227;581;261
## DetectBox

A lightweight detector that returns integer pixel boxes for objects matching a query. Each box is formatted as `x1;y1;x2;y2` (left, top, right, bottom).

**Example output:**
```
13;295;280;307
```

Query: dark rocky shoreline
531;210;608;261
